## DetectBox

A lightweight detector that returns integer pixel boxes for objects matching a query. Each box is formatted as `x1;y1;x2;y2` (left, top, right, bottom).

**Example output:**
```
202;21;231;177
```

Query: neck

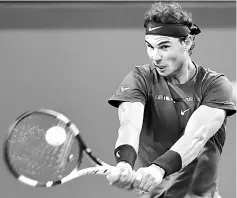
167;57;196;85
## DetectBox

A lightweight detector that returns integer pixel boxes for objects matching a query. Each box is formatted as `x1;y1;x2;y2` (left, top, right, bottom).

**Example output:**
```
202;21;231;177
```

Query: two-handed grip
61;166;148;194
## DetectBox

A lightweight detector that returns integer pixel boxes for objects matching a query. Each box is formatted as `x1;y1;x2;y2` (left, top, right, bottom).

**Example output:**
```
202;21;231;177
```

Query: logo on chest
180;108;190;115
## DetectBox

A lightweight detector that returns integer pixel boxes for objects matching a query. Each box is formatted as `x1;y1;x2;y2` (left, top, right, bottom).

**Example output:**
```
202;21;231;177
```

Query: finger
142;178;154;192
111;169;130;188
119;170;137;189
132;172;143;189
106;169;122;185
135;169;148;190
120;169;129;183
126;171;138;191
137;175;148;191
136;189;149;198
147;182;159;193
147;176;162;192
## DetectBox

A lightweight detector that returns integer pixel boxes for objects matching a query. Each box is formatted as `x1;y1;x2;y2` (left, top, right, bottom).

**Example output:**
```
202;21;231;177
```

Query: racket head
3;109;85;187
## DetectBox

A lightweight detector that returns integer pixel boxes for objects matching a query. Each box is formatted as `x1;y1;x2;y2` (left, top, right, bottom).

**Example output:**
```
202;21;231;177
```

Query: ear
184;36;193;51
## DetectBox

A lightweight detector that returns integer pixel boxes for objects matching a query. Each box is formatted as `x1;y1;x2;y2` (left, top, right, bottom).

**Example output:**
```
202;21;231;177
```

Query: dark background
0;1;236;198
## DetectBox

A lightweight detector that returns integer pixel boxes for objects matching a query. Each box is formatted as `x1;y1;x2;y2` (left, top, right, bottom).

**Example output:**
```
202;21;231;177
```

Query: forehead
145;35;177;44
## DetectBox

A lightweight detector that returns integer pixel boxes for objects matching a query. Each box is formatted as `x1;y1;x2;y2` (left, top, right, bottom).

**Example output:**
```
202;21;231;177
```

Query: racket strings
7;114;81;183
56;125;76;169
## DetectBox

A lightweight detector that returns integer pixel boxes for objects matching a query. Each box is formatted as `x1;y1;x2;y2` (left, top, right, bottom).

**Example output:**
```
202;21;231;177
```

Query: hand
106;161;135;190
132;164;165;193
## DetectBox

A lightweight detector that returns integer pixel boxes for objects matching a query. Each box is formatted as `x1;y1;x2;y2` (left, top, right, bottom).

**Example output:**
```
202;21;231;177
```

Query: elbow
184;125;212;149
192;128;208;146
189;110;225;141
217;111;226;123
191;119;224;145
212;107;226;124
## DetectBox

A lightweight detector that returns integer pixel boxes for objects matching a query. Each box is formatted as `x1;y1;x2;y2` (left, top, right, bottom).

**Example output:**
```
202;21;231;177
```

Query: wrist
114;144;137;168
150;164;165;178
117;161;133;171
151;150;182;178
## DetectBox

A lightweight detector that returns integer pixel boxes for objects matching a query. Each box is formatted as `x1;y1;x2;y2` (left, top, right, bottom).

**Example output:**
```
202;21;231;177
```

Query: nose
152;49;162;63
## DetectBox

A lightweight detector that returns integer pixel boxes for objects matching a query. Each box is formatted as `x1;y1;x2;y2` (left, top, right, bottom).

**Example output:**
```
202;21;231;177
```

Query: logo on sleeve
121;86;130;92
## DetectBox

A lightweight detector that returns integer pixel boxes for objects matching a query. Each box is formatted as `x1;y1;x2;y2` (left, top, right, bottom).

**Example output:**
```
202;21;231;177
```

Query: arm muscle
170;105;226;167
115;102;145;152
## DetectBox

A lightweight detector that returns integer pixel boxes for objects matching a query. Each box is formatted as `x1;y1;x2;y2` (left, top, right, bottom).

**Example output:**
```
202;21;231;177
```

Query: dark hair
144;2;196;55
144;2;193;28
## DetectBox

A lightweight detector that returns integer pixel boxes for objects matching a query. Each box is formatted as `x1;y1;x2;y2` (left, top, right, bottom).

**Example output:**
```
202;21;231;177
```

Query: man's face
145;35;187;77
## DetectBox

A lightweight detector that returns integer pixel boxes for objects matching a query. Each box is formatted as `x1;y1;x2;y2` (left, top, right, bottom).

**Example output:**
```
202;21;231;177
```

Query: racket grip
80;166;112;176
61;166;112;183
61;166;148;195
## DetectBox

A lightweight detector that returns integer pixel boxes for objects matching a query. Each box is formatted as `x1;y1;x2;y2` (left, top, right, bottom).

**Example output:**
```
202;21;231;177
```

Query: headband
145;21;201;37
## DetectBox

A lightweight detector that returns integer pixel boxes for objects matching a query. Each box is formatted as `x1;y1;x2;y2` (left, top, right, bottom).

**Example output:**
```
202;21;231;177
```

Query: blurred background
0;1;236;198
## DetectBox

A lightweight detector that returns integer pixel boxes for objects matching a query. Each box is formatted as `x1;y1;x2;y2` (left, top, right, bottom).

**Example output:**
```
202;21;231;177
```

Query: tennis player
106;2;236;198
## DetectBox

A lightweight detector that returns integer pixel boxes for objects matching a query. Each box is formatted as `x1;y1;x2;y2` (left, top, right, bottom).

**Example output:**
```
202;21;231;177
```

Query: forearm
114;102;144;167
152;105;225;177
115;124;140;153
170;119;222;167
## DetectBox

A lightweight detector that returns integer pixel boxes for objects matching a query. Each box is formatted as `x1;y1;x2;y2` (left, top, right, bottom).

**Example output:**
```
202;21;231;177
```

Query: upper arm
115;101;145;150
118;101;145;132
108;67;148;108
187;105;225;128
170;105;226;168
185;105;225;140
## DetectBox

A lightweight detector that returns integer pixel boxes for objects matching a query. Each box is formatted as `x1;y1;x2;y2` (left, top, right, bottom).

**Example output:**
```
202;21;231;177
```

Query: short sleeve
108;67;148;108
201;75;236;117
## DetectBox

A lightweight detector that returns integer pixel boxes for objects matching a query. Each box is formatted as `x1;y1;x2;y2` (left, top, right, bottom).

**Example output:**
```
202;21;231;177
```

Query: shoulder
195;65;234;105
132;64;155;77
196;65;231;88
197;65;223;80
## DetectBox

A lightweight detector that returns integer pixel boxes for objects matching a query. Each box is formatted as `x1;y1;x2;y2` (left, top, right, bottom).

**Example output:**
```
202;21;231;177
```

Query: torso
108;62;235;197
137;63;226;167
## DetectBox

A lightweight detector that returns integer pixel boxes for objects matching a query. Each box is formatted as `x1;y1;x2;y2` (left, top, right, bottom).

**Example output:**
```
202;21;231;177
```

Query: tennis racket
3;109;115;187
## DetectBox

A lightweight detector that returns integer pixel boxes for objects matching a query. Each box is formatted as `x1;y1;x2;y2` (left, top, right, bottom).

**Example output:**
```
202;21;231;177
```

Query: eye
146;43;154;49
160;45;169;50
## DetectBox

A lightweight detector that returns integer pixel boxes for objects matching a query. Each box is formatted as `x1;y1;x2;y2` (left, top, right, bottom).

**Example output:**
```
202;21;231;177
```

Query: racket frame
3;109;110;187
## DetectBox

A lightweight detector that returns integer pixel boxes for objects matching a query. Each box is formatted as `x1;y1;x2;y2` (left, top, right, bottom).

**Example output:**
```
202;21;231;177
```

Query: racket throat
57;133;74;170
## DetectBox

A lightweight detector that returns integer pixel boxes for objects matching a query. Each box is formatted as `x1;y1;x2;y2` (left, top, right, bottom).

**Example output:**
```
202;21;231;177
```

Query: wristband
114;144;137;168
152;150;182;177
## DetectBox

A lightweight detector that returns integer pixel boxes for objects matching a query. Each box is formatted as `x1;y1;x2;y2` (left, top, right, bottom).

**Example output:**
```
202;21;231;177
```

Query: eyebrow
145;40;171;46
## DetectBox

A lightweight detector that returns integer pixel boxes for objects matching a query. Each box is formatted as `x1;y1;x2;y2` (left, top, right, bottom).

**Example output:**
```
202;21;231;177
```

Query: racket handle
78;166;112;176
61;166;112;183
61;166;148;195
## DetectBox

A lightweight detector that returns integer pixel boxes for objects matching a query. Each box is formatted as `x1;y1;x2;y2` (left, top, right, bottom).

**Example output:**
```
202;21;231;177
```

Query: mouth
154;64;166;70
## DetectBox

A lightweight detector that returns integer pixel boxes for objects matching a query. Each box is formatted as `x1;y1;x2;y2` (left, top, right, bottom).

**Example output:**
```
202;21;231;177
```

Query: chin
156;69;171;77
